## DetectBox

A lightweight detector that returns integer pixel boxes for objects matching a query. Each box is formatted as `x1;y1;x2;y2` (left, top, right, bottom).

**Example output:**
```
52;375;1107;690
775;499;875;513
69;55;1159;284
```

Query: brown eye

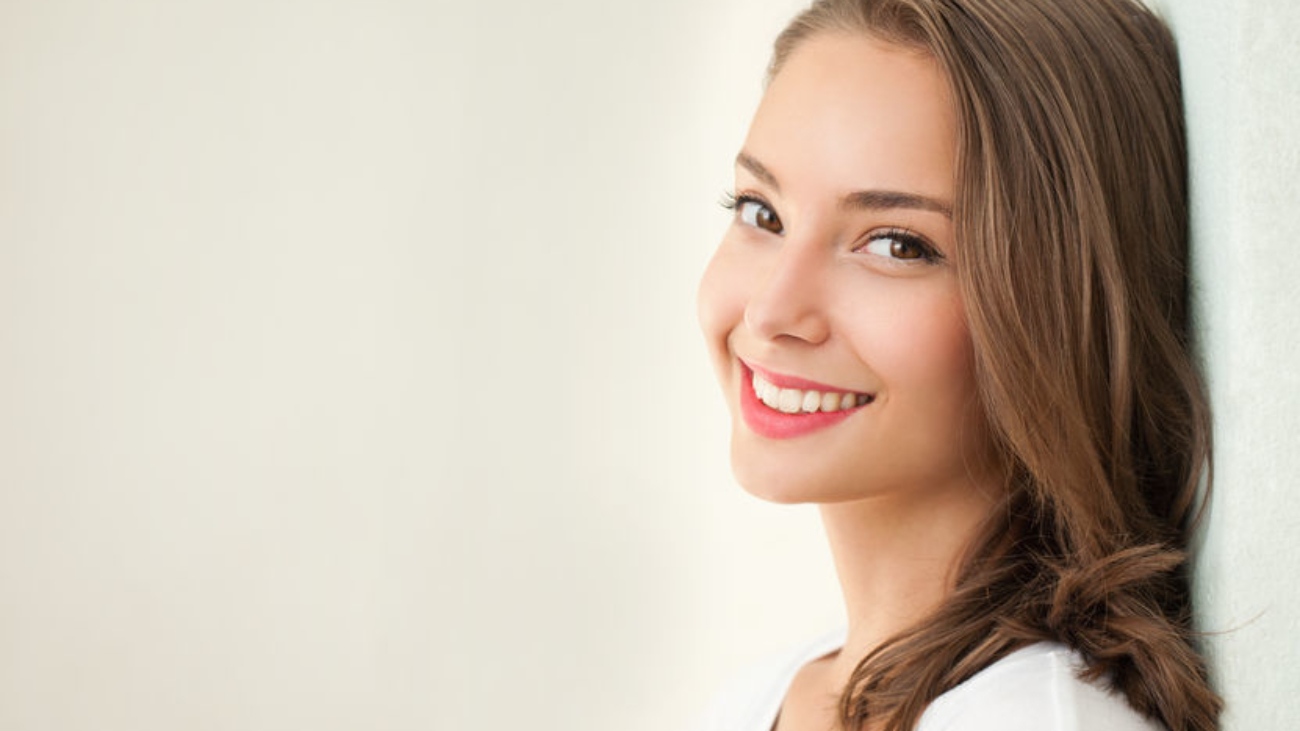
738;199;783;234
860;231;941;264
890;239;922;259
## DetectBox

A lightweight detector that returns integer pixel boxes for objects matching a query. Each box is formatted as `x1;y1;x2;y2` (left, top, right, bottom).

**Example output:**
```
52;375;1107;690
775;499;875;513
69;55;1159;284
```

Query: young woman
691;1;1221;730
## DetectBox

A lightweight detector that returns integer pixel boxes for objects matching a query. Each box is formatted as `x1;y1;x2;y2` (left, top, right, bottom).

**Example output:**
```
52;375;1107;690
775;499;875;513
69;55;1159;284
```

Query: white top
683;627;1166;731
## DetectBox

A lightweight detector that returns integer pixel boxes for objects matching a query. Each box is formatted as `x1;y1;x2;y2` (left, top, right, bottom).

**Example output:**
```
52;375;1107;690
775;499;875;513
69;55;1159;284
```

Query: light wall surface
0;1;827;730
1157;0;1300;729
1;1;1295;730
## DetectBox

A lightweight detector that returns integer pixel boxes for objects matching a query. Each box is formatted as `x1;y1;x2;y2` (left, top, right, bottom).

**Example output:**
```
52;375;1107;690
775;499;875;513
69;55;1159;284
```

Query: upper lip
741;358;869;394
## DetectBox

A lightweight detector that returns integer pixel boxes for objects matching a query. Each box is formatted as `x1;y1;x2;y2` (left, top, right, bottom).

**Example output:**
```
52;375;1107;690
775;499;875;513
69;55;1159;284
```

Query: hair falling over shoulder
769;1;1221;730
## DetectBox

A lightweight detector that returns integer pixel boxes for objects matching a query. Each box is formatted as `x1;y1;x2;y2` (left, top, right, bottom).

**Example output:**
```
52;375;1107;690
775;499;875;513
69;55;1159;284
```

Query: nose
743;238;831;345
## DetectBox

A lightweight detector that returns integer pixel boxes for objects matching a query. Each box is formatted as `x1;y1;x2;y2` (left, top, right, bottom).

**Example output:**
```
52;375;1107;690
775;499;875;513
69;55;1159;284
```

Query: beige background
0;1;1294;730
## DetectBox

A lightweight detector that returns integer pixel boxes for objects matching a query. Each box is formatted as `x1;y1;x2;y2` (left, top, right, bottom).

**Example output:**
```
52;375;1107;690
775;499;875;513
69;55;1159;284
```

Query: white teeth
801;391;822;413
750;372;871;415
777;389;802;414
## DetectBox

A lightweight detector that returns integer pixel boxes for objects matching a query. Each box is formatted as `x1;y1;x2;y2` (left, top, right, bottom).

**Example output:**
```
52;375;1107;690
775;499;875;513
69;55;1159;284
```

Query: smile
752;371;874;414
739;361;875;439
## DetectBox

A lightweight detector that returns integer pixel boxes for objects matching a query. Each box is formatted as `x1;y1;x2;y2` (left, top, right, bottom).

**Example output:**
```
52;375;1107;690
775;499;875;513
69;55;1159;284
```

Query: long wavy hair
767;1;1220;729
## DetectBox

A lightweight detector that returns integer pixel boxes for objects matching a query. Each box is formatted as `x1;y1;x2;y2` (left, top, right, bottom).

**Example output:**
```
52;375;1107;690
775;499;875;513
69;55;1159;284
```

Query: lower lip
738;363;869;439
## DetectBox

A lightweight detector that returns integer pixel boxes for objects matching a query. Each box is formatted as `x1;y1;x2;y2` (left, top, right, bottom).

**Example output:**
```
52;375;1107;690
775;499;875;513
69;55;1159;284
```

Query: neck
817;480;997;690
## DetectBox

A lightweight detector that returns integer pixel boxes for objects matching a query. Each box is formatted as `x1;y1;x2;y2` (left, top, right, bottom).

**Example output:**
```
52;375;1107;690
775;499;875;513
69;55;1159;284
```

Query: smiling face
698;32;999;506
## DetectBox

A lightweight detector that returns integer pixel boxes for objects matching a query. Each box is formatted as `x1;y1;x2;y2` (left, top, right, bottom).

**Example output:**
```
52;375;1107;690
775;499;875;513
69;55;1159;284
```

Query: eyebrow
735;150;953;219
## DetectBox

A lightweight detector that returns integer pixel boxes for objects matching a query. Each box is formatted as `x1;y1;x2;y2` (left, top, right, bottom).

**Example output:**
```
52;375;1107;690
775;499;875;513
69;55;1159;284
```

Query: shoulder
917;643;1167;731
680;627;846;731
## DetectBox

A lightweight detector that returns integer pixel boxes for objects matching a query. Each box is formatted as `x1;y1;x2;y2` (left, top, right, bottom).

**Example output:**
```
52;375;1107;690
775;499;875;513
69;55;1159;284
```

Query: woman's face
697;33;996;505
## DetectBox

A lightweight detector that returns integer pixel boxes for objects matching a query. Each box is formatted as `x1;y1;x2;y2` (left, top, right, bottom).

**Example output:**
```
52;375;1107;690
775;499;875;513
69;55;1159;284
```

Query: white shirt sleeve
916;644;1167;731
680;633;1165;731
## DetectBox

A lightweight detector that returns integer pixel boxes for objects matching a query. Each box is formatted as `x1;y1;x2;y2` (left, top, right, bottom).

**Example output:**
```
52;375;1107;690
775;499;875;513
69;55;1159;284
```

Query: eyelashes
721;191;783;234
859;227;943;263
719;189;945;265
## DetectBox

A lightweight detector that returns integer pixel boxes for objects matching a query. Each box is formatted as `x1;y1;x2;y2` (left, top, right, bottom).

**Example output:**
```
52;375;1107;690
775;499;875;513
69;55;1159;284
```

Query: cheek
843;283;975;399
696;238;750;357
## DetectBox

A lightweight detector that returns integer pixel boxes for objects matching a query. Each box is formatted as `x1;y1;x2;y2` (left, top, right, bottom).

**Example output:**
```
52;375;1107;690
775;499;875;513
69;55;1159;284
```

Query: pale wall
0;1;818;729
1158;0;1300;729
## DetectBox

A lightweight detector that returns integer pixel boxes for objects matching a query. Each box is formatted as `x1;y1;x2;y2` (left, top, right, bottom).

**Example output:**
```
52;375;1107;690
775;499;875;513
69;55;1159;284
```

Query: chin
733;475;811;505
728;440;868;505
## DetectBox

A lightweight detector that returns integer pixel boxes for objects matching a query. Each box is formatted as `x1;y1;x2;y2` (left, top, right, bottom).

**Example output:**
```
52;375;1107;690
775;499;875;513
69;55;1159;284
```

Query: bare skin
773;496;993;731
773;652;841;731
698;31;1003;731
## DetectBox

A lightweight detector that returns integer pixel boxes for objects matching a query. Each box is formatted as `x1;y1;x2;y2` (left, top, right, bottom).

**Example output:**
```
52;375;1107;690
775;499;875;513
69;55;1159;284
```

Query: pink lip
743;360;859;393
738;361;873;440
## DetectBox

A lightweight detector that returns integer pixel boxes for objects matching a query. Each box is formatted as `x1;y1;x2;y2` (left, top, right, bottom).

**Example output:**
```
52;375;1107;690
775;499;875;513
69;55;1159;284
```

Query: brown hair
768;1;1220;730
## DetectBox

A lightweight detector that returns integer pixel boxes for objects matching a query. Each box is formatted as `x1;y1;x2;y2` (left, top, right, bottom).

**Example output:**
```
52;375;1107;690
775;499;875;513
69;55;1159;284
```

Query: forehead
743;33;956;201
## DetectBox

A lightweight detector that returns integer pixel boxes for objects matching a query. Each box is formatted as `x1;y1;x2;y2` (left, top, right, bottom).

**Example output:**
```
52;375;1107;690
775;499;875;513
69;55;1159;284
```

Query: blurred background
0;1;840;729
0;0;1295;730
